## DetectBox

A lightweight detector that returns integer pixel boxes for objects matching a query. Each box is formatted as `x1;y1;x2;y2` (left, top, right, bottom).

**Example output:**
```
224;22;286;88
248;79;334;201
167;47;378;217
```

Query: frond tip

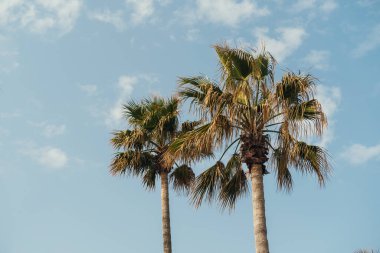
292;142;331;186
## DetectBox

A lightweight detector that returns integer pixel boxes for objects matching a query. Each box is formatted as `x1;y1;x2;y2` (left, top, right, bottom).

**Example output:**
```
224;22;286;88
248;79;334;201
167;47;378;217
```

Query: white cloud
304;50;330;70
357;0;377;6
341;144;380;165
88;9;125;31
353;24;380;58
192;0;269;27
0;0;82;34
0;111;21;119
0;35;20;73
320;0;338;13
126;0;155;24
185;28;200;41
315;85;341;147
31;122;66;138
292;0;337;13
253;27;306;62
79;84;98;96
0;0;23;26
20;143;68;169
106;75;137;127
292;0;316;12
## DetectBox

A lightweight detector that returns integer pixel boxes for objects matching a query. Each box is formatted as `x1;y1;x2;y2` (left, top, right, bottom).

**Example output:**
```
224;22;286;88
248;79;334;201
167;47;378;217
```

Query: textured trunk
251;164;270;253
160;172;172;253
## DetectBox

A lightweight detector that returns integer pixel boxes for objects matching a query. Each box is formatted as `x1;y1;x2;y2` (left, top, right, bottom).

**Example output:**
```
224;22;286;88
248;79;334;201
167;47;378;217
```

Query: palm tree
110;97;207;253
168;44;331;253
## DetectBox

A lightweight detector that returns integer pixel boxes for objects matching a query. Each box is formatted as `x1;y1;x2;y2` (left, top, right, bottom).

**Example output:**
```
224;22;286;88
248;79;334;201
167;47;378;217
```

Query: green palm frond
285;99;327;137
110;151;154;176
253;54;271;80
275;72;316;105
179;76;224;117
123;100;148;127
180;120;202;132
272;148;293;191
142;167;159;190
274;122;330;189
157;97;180;136
111;129;149;150
291;141;331;186
214;44;255;80
168;123;215;163
191;161;226;207
288;99;324;121
218;154;248;209
170;165;195;194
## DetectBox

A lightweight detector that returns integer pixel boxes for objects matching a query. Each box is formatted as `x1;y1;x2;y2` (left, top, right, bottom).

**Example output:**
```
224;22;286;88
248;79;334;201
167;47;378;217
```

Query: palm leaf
170;165;195;194
180;120;202;132
110;151;154;176
111;129;149;150
214;44;254;81
275;72;316;105
142;167;158;190
291;141;331;186
272;148;293;191
218;154;248;209
191;161;226;207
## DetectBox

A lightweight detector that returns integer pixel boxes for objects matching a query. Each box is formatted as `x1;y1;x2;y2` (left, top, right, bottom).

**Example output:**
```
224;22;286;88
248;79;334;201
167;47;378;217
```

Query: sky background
0;0;379;252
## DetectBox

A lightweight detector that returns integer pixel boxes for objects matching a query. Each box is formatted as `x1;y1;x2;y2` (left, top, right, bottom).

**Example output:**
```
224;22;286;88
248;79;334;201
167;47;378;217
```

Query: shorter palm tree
110;97;207;253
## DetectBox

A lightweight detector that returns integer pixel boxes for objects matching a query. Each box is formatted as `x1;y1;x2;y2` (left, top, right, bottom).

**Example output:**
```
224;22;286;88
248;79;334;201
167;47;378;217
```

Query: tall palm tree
168;44;331;253
110;97;207;253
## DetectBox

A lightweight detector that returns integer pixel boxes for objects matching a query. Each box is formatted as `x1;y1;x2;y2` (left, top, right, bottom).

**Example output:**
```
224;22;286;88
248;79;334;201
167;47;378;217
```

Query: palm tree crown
169;44;331;208
110;97;198;191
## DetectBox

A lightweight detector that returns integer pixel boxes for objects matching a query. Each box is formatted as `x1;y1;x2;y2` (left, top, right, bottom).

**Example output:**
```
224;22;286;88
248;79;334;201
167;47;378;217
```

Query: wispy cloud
82;74;157;128
30;122;66;138
20;142;68;169
185;28;200;41
292;0;337;13
304;50;330;70
292;0;316;12
179;0;269;27
0;111;21;119
315;85;341;147
0;0;82;34
341;144;380;165
105;75;137;128
126;0;155;24
357;0;378;7
253;27;306;62
0;35;20;73
197;0;269;26
352;24;380;58
79;84;98;96
88;9;125;31
320;0;338;13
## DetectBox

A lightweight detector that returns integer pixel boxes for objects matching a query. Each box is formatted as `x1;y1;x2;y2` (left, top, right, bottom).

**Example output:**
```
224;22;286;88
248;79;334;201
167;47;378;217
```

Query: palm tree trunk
250;164;270;253
160;172;172;253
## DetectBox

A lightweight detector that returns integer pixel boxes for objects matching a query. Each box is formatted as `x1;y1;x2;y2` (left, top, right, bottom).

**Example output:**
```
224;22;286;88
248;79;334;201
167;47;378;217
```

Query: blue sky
0;0;379;252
